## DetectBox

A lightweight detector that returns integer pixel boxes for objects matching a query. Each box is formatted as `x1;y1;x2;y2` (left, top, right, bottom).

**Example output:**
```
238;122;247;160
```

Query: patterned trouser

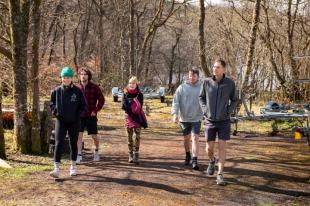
127;127;141;153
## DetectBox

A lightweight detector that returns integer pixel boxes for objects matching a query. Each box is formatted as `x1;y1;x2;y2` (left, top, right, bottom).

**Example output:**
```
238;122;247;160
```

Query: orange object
294;131;302;140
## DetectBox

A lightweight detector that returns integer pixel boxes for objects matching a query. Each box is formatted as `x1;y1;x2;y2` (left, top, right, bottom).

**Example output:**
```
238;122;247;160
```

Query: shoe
192;157;199;170
133;151;139;164
49;168;60;178
216;174;226;186
93;151;100;161
128;152;134;163
70;165;77;176
184;152;191;166
207;159;216;175
76;154;82;164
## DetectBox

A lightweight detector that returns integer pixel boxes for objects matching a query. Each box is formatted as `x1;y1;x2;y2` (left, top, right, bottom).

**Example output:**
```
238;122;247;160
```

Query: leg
67;121;80;162
77;132;83;155
77;118;86;155
218;140;226;175
184;135;191;153
127;128;134;163
180;122;192;166
216;119;231;186
89;116;99;151
217;119;231;175
191;133;200;170
50;120;66;178
191;134;199;157
127;128;134;153
92;134;100;150
206;141;215;160
191;121;201;158
54;120;67;163
133;128;141;152
133;128;141;164
205;119;217;175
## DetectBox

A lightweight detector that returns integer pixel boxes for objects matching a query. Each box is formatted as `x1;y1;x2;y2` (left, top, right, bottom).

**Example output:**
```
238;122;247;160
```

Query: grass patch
0;165;51;180
259;203;276;206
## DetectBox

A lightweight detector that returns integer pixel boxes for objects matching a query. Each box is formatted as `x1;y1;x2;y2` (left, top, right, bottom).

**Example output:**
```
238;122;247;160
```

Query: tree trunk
9;0;32;153
287;0;302;100
198;0;210;77
98;0;105;80
31;0;42;154
144;32;156;81
241;0;261;96
129;0;135;77
0;69;6;159
62;22;66;58
168;32;181;92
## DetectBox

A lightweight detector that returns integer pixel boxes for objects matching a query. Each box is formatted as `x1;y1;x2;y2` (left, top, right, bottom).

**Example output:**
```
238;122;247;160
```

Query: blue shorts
179;121;201;136
204;119;231;142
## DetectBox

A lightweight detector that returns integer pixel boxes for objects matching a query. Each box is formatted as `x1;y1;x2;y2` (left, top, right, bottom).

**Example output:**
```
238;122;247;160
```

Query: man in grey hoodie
172;67;203;170
199;59;238;185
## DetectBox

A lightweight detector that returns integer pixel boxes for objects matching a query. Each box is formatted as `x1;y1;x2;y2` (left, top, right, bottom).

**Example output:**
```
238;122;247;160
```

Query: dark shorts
179;121;201;136
204;119;231;142
80;116;98;135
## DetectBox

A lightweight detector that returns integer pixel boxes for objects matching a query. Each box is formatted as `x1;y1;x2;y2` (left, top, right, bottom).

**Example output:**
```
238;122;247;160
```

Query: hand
91;111;96;116
172;114;179;124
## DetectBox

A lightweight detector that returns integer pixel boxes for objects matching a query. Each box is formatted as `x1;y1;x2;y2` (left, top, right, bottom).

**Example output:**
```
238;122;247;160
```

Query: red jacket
76;82;105;117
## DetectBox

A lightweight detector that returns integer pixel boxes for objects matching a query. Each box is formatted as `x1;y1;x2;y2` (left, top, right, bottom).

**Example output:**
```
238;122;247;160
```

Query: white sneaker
49;168;60;178
70;165;77;176
93;152;100;161
76;155;82;164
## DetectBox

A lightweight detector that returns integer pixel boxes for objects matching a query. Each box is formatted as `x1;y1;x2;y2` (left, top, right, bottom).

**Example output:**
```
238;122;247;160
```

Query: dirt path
1;126;309;206
0;99;309;206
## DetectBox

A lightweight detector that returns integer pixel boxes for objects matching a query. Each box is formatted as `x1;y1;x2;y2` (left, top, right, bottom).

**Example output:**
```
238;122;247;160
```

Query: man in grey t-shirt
172;67;203;170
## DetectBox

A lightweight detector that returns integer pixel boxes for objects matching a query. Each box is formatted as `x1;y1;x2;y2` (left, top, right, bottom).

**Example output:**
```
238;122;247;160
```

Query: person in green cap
49;66;86;178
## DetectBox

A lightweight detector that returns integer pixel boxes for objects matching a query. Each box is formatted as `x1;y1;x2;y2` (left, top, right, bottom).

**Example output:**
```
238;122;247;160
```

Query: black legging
54;120;80;162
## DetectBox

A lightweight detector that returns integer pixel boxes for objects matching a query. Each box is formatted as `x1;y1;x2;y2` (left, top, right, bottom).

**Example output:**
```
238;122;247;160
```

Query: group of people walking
49;58;237;186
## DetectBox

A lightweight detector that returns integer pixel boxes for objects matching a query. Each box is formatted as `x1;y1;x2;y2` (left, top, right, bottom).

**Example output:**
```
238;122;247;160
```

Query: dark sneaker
185;153;191;166
216;174;227;186
207;159;215;175
192;158;199;170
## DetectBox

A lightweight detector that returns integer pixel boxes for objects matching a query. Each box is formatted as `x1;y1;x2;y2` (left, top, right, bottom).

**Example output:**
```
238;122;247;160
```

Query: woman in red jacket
122;77;147;164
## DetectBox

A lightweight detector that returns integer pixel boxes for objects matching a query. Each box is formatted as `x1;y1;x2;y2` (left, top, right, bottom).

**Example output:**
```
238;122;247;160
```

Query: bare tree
198;0;210;76
9;0;32;153
31;0;42;154
0;66;5;159
241;0;262;97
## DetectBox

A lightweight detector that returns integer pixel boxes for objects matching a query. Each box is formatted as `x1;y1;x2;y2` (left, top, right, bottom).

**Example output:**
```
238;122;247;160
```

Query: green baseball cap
60;67;74;77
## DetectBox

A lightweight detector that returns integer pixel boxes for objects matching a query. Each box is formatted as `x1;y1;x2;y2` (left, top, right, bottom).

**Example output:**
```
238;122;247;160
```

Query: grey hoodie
171;81;203;122
199;74;238;121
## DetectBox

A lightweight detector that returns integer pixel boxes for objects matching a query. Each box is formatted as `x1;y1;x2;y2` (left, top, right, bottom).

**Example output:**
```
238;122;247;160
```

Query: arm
50;89;57;115
80;91;87;114
227;81;238;114
122;94;130;112
94;85;105;113
199;80;207;114
138;93;144;107
171;86;181;116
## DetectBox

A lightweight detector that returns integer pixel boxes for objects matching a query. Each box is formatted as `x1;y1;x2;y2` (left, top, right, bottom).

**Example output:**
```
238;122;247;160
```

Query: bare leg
77;132;84;155
92;134;99;150
191;134;199;157
184;135;191;153
206;141;215;161
218;140;226;174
